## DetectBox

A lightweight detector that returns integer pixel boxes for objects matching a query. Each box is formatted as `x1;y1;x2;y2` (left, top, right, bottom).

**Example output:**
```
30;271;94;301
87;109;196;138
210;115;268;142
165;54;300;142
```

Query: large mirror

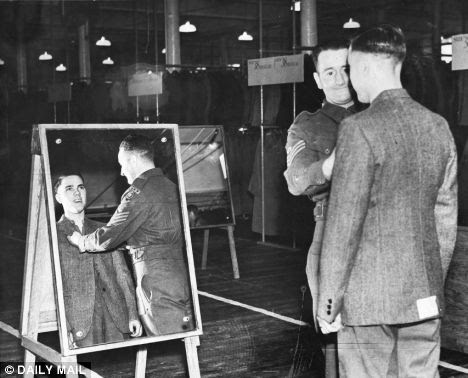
39;124;201;355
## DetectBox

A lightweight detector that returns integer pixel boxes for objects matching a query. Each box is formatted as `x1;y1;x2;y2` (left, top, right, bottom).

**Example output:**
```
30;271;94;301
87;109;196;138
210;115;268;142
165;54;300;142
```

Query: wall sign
247;54;304;86
452;34;468;71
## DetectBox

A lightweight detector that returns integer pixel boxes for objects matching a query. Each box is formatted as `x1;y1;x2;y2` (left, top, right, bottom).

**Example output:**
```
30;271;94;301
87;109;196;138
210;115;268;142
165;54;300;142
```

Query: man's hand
68;331;78;349
317;313;343;334
129;319;143;337
321;148;336;181
67;232;85;252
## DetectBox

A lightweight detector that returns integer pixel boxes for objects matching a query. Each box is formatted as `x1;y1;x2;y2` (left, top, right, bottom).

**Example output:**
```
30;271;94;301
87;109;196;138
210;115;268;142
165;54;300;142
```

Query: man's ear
130;152;138;165
313;72;323;90
55;193;62;204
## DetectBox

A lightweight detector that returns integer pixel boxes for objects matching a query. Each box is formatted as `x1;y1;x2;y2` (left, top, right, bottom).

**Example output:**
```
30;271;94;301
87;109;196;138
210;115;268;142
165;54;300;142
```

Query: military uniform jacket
82;168;183;260
57;216;138;341
317;89;458;326
284;102;355;197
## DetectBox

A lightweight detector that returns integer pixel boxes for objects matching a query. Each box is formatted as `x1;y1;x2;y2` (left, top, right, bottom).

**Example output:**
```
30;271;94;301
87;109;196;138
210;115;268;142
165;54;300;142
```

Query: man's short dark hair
350;24;406;63
53;173;84;194
311;38;350;69
120;134;154;161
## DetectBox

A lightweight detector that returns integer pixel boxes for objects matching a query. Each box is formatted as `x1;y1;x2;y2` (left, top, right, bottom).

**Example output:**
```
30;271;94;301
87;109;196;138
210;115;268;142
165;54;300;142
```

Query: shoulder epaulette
123;186;141;201
294;110;316;123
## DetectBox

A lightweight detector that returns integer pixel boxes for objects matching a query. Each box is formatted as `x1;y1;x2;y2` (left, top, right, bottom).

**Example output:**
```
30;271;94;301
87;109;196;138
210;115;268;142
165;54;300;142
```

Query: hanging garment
249;130;291;235
110;81;128;113
458;71;468;126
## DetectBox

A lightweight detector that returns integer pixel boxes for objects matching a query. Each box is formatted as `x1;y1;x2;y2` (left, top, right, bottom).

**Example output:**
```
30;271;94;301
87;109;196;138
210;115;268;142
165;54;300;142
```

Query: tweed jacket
284;102;355;197
57;216;138;341
317;89;458;326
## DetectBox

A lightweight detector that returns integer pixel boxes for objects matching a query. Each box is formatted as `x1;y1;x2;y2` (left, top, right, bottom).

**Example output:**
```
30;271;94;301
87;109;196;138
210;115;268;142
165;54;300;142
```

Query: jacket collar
132;167;163;188
57;214;90;232
58;214;70;226
322;100;356;125
373;88;410;104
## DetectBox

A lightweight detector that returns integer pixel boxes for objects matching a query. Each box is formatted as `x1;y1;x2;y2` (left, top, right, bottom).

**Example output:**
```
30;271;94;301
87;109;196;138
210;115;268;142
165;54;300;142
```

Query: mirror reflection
46;128;195;349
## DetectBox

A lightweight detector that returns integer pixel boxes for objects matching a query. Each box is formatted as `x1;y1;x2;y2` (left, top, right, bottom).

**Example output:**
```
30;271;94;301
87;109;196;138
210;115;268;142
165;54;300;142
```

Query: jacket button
327;305;331;309
325;148;330;154
76;330;83;338
328;299;332;304
327;311;331;315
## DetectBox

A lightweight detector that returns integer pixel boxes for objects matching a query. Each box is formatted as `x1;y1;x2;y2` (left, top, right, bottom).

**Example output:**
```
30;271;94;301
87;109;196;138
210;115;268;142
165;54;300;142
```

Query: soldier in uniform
67;134;194;336
284;39;357;376
55;173;142;348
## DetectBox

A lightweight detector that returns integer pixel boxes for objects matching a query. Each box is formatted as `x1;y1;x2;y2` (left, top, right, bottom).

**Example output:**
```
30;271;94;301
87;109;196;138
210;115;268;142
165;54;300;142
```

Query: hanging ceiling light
238;31;253;41
162;47;166;54
0;58;4;66
102;57;114;65
343;18;360;29
96;36;111;46
179;21;196;33
55;63;67;72
39;51;53;61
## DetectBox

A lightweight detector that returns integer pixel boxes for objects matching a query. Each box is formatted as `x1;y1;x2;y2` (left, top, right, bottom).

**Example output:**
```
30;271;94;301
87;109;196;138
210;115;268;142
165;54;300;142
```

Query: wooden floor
1;221;468;377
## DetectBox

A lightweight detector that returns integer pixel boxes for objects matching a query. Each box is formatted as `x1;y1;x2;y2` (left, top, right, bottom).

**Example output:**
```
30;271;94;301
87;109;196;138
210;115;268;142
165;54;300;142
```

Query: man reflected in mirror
54;173;142;348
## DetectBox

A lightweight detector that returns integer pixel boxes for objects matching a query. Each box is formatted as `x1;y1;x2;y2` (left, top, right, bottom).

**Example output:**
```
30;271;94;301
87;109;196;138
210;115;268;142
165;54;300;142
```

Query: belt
128;244;182;264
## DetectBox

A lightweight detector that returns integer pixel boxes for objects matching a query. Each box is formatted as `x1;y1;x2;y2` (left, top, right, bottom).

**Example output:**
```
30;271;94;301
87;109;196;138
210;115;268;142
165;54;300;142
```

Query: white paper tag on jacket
416;296;439;319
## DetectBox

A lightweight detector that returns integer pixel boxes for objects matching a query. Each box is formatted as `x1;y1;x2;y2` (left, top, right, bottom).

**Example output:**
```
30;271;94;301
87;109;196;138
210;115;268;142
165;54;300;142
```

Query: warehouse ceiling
0;0;466;88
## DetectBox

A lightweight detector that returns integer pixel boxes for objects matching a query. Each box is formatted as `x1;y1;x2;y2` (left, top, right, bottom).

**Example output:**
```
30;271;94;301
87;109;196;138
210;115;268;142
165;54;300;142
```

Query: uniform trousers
134;256;194;336
337;318;441;378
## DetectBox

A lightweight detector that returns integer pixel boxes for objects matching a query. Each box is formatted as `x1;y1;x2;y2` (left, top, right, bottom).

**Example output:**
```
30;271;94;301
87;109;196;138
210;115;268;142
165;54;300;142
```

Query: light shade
39;51;53;61
343;18;360;29
162;48;166;54
96;36;111;47
238;31;253;41
55;63;67;72
0;58;4;66
179;21;196;33
102;57;114;65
